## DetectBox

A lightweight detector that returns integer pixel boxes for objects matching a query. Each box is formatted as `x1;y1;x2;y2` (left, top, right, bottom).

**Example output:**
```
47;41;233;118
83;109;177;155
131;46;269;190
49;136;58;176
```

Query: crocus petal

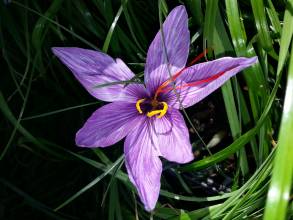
166;57;258;108
145;5;190;94
151;108;194;163
76;102;144;147
124;120;162;211
52;47;147;102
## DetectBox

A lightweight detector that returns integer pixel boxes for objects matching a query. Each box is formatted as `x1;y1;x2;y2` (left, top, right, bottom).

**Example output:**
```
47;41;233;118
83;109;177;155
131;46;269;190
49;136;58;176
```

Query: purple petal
151;109;194;163
124;120;162;211
76;102;144;147
52;47;147;102
145;6;190;94
165;57;258;108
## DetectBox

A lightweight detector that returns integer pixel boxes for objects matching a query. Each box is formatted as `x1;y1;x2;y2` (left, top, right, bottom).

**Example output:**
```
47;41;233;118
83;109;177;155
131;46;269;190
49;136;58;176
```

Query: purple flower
52;5;257;211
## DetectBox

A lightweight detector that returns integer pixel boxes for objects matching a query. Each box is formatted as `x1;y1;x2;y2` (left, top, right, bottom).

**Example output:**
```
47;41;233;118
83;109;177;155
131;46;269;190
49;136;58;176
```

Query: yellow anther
147;102;168;119
136;98;145;114
147;110;162;118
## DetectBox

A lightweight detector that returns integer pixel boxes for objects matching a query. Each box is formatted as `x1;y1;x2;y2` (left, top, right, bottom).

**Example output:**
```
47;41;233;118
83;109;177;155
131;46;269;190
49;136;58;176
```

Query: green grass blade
0;179;69;219
22;101;99;120
102;5;123;53
180;69;282;171
250;0;273;51
203;0;218;49
122;0;146;54
0;92;61;158
54;155;124;211
213;5;250;175
276;0;293;75
185;0;203;26
12;1;98;50
264;41;293;220
31;0;64;50
266;0;282;39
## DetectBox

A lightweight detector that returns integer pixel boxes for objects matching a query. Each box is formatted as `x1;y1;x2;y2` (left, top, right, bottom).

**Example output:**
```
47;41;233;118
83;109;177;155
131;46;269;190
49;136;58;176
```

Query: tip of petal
51;47;81;57
169;5;188;21
51;47;62;56
241;56;258;66
75;128;98;148
144;204;155;212
172;5;187;13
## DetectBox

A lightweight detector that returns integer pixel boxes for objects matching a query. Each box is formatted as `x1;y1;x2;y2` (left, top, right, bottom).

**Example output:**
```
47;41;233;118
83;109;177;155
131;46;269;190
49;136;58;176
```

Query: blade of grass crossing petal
264;43;293;220
250;0;273;51
93;80;143;89
158;0;210;155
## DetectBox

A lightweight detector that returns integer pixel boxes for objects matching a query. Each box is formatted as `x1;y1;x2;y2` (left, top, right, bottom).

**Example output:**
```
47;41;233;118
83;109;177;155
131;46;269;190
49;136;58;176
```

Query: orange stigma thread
154;48;209;99
159;68;231;93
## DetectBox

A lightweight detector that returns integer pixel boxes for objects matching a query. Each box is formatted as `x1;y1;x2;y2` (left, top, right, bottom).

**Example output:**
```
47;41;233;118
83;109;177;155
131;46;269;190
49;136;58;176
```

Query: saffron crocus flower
52;5;257;211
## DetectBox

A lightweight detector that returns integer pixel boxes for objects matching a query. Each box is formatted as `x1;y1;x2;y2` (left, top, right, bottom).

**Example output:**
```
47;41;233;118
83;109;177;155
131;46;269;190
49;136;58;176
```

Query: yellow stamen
136;98;145;114
147;102;168;119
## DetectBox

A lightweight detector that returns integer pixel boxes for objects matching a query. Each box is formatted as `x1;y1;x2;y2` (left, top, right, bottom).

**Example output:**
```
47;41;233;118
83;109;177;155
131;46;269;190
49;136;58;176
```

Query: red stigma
160;68;230;93
155;49;209;98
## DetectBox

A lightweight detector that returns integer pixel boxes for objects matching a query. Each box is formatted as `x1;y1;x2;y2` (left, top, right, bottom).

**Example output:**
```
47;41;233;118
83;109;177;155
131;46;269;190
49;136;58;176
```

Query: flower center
135;98;168;119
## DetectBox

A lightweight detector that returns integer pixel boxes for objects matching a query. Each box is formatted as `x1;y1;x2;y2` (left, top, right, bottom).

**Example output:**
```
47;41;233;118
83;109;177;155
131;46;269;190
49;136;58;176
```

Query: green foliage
0;0;292;219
